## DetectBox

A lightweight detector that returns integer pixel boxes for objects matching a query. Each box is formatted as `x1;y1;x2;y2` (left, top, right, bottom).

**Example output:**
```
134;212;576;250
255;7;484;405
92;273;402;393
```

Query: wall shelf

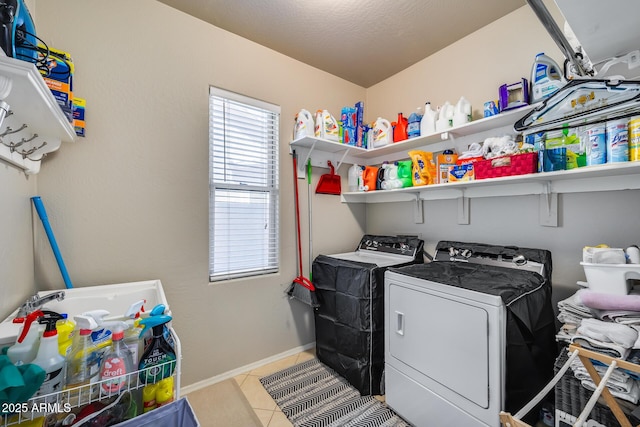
0;55;75;174
289;105;537;178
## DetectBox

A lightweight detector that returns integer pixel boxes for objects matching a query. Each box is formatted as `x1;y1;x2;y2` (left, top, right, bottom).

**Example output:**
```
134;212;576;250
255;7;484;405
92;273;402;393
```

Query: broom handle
293;152;304;277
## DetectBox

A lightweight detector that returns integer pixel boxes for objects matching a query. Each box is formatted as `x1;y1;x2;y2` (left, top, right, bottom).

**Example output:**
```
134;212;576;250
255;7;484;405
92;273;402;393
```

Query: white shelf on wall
0;55;75;174
289;105;537;178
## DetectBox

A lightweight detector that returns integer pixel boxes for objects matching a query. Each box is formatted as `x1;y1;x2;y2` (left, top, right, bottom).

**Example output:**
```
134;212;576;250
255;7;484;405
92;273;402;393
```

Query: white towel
578;318;638;348
580;378;640;404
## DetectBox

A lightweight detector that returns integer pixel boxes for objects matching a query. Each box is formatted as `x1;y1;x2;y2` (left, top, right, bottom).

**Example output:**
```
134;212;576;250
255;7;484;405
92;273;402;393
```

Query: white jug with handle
372;118;392;148
294;109;314;140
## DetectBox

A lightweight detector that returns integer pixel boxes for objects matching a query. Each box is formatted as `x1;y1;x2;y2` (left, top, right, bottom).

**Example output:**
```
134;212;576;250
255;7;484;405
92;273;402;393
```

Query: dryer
312;234;424;395
384;241;557;427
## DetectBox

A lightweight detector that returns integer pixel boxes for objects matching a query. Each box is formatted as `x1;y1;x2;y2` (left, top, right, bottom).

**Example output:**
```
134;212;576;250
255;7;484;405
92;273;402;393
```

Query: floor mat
259;358;410;427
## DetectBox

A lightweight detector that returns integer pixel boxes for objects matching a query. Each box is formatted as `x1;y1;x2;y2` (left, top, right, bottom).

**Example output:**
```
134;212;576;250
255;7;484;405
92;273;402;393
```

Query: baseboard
180;342;316;395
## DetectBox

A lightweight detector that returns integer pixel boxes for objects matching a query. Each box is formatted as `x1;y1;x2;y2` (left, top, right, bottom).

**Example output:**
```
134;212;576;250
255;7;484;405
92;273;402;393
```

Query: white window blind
209;87;280;281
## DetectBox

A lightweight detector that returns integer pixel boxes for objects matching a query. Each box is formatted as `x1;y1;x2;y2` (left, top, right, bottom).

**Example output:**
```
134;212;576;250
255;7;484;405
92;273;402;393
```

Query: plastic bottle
530;53;566;103
155;377;174;408
407;108;422;138
65;315;100;404
142;383;159;413
393;113;408;142
138;315;176;384
348;164;361;192
32;311;67;400
99;323;135;395
7;310;43;365
436;102;453;132
372;118;392;147
420;102;437;136
56;313;75;357
453;97;472;127
293;109;314;140
396;160;413;188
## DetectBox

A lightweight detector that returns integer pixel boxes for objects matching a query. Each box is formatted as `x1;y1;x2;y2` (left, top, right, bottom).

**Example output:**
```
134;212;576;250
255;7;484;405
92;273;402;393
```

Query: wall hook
11;133;38;150
0;123;26;137
19;141;47;159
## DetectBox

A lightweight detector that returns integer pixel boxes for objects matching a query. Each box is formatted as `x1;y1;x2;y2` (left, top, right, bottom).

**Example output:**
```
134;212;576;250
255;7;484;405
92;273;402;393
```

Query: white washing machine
384;241;557;427
312;234;424;395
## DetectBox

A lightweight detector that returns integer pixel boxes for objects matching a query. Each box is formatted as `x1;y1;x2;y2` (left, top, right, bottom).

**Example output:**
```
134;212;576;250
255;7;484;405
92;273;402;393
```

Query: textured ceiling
156;0;527;87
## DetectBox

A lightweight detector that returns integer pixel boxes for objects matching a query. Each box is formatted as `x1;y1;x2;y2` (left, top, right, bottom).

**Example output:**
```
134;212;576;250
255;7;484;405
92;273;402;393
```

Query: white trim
180;342;316;395
209;86;281;114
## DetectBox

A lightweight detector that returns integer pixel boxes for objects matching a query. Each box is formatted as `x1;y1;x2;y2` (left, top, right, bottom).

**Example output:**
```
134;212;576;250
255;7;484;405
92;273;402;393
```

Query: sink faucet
13;291;65;322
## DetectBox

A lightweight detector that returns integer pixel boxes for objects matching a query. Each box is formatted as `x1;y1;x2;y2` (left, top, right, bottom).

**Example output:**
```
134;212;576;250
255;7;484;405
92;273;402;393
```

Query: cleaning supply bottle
392;113;408;142
155;376;174;408
142;383;159;413
294;109;314;140
436;102;453;132
65;315;100;404
396;160;413;188
32;310;67;399
407;108;422;139
420;102;437;136
138;315;176;384
372;118;392;147
530;53;566;103
348;164;361;192
99;323;135;395
7;310;43;365
453;97;472;127
56;313;75;357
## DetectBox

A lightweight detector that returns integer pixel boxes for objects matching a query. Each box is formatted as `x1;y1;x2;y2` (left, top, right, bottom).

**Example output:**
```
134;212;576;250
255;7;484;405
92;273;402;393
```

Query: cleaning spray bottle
99;322;135;395
7;310;43;365
56;313;75;357
65;315;100;404
138;315;176;384
32;310;67;399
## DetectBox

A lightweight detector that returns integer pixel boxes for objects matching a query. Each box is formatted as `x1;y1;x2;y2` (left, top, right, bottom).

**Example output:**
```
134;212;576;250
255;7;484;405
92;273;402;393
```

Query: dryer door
388;281;491;408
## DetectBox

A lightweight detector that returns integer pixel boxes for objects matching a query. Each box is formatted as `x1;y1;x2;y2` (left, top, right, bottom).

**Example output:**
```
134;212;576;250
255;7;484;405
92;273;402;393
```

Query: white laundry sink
0;279;169;348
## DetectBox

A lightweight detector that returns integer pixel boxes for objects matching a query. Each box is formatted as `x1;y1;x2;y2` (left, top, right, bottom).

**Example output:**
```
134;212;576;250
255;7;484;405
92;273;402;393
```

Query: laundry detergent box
73;97;86;137
38;45;74;122
448;164;475;182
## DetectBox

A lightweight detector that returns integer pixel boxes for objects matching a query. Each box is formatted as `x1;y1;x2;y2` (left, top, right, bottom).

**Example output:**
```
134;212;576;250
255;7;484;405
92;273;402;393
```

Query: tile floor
232;348;316;426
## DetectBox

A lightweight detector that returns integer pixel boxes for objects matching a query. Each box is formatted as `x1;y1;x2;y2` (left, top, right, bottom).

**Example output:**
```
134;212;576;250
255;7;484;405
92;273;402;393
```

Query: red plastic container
474;152;538;180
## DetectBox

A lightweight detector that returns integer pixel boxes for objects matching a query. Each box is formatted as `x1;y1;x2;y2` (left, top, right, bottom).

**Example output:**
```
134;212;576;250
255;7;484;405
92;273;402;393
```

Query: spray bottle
56;313;75;357
32;311;67;399
65;315;101;404
138;315;176;384
7;310;43;365
99;322;135;395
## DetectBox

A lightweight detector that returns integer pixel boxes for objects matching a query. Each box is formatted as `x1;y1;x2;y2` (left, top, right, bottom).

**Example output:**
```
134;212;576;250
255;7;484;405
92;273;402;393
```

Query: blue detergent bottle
138;314;176;384
407;109;423;138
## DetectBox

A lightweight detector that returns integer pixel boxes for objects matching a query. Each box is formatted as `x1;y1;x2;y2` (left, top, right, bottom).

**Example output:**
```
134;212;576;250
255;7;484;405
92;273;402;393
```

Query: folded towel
580;378;640;404
577;318;638;348
571;357;631;385
571;335;630;359
576;289;640;312
558;293;594;325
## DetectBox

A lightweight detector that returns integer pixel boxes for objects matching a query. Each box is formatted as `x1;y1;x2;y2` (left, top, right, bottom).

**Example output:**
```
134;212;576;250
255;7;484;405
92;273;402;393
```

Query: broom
286;151;320;308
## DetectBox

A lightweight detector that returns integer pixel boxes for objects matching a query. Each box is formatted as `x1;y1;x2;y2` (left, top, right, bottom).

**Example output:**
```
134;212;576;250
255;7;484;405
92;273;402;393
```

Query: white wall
32;0;365;387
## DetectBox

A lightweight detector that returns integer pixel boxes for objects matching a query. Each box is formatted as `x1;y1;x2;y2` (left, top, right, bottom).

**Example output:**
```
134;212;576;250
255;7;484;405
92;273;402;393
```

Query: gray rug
259;358;410;427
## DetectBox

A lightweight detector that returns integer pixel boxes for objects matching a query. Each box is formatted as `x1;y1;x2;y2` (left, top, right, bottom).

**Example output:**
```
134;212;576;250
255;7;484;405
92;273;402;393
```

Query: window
209;87;280;281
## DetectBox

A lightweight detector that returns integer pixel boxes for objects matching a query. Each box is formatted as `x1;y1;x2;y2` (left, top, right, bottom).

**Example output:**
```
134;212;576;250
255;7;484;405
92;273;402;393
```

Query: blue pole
31;196;73;289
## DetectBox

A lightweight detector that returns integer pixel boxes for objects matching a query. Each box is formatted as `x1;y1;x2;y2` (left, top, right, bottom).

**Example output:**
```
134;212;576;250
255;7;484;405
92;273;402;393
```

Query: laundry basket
115;398;200;427
554;348;639;427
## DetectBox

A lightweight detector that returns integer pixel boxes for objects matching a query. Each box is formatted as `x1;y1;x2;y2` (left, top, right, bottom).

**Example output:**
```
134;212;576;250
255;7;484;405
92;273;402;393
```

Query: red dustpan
315;161;341;195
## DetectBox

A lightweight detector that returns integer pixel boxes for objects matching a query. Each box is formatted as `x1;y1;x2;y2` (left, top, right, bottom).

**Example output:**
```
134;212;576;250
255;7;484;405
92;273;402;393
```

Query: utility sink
0;279;169;348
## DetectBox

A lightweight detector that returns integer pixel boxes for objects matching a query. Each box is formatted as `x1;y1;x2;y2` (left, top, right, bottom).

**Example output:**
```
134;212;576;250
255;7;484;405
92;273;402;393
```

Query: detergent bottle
407;108;422;139
315;110;340;142
348;164;362;192
361;166;379;192
381;162;401;190
138;315;176;384
56;313;75;357
99;323;135;394
530;53;566;103
420;102;437;136
65;315;101;404
393;113;408;142
453;97;472;127
396;160;413;188
32;311;67;399
436;102;453;132
372;118;392;147
7;310;43;365
293;109;314;140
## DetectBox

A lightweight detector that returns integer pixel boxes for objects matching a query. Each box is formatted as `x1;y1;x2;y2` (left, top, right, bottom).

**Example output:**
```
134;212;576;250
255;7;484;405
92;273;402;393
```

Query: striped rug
259;358;411;427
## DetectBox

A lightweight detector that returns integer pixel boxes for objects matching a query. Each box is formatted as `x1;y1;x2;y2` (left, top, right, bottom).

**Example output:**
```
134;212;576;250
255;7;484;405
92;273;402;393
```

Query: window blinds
209;87;280;281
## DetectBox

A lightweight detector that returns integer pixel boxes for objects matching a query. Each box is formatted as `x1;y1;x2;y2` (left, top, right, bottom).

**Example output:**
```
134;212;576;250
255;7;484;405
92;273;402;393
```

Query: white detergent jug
372;117;392;148
294;109;314;140
314;109;340;142
530;53;566;103
452;97;472;127
436;102;453;132
420;102;437;136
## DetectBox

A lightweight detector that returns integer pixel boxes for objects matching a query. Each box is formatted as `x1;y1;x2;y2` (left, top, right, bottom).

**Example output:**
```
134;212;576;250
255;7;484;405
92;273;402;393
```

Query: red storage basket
474;152;537;180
